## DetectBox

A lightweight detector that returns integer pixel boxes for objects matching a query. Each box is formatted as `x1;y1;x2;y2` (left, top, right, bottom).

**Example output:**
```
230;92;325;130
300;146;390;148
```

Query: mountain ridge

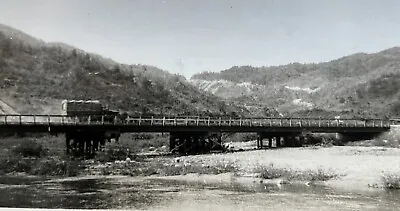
0;23;243;117
191;47;400;118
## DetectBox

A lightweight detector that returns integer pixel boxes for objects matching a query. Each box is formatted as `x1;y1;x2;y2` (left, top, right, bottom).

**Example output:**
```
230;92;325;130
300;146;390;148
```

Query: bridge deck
0;115;391;133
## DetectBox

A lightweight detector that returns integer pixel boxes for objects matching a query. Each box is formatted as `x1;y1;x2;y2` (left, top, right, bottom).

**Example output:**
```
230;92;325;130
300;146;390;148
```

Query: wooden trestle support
169;132;226;155
256;132;304;149
65;130;120;158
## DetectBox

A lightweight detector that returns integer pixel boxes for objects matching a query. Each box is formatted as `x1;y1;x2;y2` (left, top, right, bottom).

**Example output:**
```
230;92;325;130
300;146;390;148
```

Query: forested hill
0;23;242;116
191;48;400;118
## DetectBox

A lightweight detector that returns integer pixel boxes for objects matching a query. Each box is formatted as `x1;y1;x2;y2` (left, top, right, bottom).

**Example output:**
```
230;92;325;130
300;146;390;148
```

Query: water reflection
0;175;399;210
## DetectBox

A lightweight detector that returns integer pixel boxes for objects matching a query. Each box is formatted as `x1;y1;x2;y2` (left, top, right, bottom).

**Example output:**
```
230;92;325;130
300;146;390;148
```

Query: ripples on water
0;175;399;210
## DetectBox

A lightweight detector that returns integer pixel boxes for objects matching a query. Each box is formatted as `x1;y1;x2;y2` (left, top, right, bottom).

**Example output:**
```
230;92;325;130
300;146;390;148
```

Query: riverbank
83;145;400;193
2;133;400;193
176;146;400;192
2;142;400;210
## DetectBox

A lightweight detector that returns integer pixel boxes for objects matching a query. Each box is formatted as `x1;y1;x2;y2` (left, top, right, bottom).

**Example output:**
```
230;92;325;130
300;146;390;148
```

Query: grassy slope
192;48;400;118
0;24;241;116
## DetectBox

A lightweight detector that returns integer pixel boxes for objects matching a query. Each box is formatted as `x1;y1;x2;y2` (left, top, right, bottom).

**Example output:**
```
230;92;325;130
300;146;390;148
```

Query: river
0;175;399;210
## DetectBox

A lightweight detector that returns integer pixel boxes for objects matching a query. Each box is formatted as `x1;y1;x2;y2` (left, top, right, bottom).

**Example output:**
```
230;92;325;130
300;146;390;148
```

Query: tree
71;49;77;58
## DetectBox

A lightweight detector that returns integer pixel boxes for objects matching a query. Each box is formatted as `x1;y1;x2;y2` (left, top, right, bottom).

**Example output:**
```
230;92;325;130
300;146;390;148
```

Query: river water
0;175;399;210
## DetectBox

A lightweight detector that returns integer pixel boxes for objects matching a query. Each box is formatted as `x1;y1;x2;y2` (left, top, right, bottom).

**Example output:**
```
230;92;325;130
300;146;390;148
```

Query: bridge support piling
300;136;305;147
276;137;281;148
169;134;176;153
169;132;218;155
65;131;109;158
294;136;303;147
66;133;72;154
268;137;272;148
282;136;287;147
256;133;264;149
285;136;294;147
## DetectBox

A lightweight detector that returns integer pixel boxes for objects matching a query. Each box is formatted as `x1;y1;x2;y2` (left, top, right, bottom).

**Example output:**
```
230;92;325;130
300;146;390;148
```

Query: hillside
0;24;242;116
191;49;400;118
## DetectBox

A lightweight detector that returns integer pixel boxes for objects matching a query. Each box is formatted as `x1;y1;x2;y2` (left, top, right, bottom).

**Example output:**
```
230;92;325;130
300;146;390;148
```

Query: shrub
100;159;240;177
95;144;132;162
303;133;342;146
255;163;291;179
255;163;339;181
0;154;82;177
159;160;238;176
31;156;82;177
382;172;400;189
13;139;47;158
0;156;34;173
299;169;339;181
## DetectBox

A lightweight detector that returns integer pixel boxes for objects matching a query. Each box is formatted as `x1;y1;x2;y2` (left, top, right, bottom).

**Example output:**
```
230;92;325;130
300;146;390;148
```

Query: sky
1;0;400;78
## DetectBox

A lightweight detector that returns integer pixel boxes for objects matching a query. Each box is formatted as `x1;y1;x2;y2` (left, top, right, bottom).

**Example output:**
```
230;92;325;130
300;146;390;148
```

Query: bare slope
0;24;241;116
192;48;400;118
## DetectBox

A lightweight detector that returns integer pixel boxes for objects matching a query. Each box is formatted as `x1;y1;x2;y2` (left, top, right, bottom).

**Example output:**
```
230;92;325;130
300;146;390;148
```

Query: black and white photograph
0;0;399;210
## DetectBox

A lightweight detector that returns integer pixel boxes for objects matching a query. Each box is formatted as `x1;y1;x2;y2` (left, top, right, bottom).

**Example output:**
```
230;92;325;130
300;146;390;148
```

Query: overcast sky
1;0;400;77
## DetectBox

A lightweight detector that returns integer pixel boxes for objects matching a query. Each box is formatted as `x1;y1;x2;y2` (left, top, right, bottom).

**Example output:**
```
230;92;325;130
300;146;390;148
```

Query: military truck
62;100;121;156
61;100;120;122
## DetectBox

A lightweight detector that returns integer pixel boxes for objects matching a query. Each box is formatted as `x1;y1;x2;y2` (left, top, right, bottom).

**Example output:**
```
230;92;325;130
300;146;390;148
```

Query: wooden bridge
0;114;394;156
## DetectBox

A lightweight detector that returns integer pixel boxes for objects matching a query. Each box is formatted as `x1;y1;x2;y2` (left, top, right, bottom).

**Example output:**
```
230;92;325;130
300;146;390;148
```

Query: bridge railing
0;114;392;129
390;119;400;125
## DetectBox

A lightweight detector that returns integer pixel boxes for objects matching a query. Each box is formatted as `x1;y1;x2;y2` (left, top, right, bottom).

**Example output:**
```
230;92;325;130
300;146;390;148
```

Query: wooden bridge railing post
139;116;142;126
239;118;242;126
289;119;292;127
101;115;104;125
208;117;210;126
279;119;282;127
162;117;165;126
151;116;154;126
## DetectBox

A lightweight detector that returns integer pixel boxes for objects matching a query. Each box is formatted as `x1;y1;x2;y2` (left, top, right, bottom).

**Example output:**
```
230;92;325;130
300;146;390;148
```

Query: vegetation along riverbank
0;128;399;193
